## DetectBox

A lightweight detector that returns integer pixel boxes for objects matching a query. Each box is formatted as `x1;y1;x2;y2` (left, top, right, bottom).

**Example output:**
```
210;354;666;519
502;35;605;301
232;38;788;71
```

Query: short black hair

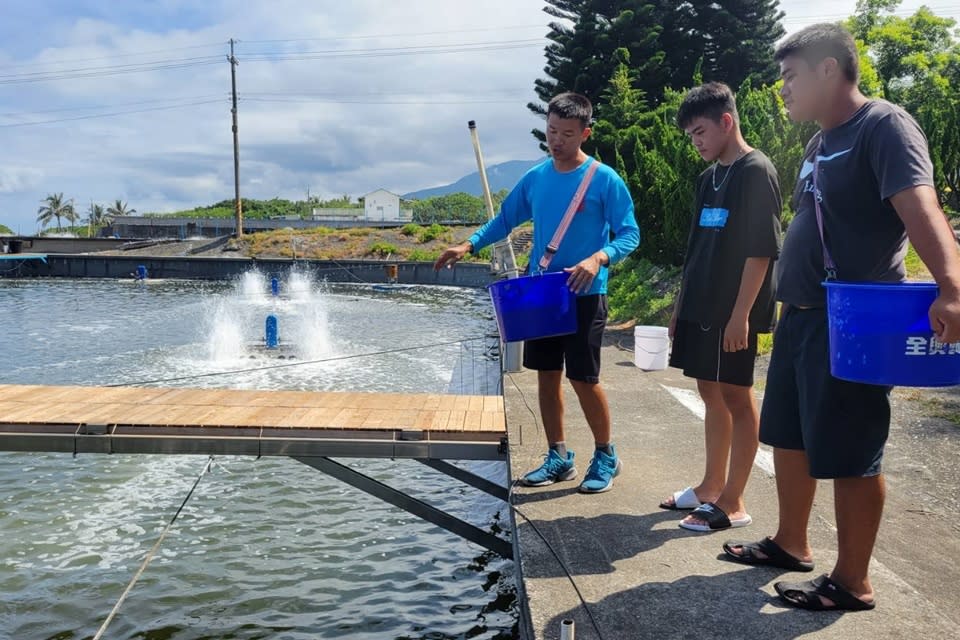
775;23;859;84
547;92;592;128
676;82;739;130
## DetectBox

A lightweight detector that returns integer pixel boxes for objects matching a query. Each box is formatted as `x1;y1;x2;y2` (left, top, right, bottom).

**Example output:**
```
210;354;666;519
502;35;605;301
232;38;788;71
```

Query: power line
241;97;524;106
238;24;548;44
0;54;223;80
0;24;547;75
0;42;227;73
241;39;546;62
781;4;960;23
0;38;545;86
241;88;530;98
0;94;226;118
0;57;222;86
0;99;225;128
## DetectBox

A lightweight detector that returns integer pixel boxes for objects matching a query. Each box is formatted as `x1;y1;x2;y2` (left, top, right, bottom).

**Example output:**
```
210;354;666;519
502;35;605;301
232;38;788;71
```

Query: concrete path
505;337;960;640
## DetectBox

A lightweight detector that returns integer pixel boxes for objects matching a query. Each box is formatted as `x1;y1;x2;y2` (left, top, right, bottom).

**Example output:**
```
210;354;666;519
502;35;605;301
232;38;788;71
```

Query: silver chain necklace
712;148;748;191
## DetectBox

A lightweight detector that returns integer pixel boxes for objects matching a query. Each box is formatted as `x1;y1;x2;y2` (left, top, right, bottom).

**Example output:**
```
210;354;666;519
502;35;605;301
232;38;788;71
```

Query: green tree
37;193;76;231
737;81;818;221
592;58;814;265
411;192;492;223
531;1;664;121
848;0;900;41
86;202;109;227
664;0;785;89
849;1;960;208
529;0;785;145
592;72;702;265
106;199;136;218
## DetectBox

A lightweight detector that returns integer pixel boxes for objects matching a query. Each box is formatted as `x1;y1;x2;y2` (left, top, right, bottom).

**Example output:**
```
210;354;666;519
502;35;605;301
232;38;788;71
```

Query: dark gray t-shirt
679;150;782;331
777;100;935;307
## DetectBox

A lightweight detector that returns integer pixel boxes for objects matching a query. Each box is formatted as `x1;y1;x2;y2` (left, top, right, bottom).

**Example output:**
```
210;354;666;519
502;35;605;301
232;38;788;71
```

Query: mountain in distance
402;159;541;200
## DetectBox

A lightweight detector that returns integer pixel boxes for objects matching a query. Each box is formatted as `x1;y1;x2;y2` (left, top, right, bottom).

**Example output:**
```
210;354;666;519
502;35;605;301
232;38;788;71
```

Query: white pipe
468;120;498;222
468;120;522;372
467;120;518;278
560;618;575;640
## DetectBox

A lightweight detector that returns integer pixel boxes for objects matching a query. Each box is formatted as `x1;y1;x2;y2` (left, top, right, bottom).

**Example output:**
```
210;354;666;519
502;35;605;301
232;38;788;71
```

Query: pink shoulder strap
538;159;600;272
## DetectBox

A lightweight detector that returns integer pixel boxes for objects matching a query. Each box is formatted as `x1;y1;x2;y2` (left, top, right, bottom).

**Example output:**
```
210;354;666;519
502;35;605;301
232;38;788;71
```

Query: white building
363;189;411;222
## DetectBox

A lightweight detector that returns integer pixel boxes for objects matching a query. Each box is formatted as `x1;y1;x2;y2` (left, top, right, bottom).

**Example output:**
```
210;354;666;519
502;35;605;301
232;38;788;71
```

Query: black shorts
669;319;758;387
759;306;891;479
523;294;607;383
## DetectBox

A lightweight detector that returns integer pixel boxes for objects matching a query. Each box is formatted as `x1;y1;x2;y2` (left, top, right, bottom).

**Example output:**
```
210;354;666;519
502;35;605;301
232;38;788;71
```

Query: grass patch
304;226;336;236
904;243;933;280
899;390;960;426
757;332;773;357
400;223;422;237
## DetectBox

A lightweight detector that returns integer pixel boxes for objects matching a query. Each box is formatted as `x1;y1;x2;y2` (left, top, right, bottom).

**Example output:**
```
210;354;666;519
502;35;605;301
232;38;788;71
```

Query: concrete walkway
505;337;960;640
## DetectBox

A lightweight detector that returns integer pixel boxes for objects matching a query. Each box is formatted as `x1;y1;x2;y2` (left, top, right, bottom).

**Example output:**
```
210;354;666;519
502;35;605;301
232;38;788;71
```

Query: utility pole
228;38;243;238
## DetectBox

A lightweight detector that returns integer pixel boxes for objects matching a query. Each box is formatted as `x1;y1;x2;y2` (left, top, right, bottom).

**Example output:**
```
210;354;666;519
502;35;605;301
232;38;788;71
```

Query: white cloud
0;166;44;194
1;0;957;232
0;0;550;229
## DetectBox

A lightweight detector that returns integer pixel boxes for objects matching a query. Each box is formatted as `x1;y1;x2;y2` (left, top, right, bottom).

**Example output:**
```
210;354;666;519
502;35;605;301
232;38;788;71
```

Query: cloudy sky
1;1;958;233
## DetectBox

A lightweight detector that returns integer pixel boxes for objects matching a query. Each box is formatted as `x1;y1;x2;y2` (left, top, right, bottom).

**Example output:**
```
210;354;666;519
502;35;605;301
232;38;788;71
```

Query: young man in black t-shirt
723;24;960;612
664;82;782;533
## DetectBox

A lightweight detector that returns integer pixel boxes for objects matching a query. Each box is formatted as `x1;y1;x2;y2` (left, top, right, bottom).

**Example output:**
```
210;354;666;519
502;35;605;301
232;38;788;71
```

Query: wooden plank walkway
0;384;507;460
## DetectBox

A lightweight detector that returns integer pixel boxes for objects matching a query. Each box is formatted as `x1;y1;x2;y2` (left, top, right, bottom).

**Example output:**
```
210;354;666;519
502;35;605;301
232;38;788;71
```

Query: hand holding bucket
927;288;960;344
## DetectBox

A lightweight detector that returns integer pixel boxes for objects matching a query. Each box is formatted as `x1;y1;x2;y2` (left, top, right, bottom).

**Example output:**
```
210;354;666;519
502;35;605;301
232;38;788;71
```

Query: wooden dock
0;383;514;557
0;384;506;460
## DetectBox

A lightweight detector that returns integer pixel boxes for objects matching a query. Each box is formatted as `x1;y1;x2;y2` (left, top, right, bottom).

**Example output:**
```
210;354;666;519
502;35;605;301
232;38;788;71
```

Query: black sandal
775;574;876;611
722;537;815;572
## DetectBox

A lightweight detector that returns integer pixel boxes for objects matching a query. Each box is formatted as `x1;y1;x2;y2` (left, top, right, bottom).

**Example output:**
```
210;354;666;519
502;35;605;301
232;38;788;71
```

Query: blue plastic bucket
824;281;960;387
488;272;577;343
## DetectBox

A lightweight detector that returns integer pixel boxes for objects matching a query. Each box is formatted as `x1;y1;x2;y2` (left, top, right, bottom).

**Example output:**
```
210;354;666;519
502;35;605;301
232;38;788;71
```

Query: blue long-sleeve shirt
469;157;640;295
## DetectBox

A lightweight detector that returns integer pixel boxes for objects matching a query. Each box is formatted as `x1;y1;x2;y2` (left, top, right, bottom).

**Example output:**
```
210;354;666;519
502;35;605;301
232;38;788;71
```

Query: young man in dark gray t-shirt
663;82;782;534
723;24;960;611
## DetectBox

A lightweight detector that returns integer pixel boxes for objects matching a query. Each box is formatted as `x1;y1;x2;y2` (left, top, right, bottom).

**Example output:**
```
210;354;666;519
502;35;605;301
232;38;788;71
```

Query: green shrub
417;223;447;243
607;256;681;324
407;248;441;262
369;241;398;257
400;223;422;236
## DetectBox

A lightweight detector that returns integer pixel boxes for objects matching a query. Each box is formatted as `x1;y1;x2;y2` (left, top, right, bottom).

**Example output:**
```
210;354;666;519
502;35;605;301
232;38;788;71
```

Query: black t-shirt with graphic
678;150;783;332
777;100;935;307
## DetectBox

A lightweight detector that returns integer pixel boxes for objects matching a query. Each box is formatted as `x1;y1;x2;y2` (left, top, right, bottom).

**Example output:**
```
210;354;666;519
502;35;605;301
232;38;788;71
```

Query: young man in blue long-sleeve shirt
435;93;640;493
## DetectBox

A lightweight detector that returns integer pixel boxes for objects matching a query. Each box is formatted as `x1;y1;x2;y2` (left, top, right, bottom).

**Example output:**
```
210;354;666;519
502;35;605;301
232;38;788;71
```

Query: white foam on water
8;456;218;571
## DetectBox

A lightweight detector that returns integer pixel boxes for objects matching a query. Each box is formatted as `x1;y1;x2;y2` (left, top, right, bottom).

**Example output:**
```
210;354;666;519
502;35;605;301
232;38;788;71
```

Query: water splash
238;270;268;305
282;269;332;360
203;269;332;363
206;298;248;362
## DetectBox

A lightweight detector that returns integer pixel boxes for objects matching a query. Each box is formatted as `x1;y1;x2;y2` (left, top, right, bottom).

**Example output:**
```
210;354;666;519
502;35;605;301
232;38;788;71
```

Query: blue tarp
0;253;47;263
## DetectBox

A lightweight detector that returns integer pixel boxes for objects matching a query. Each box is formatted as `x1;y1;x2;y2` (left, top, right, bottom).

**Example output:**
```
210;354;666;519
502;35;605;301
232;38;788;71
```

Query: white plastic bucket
634;326;670;370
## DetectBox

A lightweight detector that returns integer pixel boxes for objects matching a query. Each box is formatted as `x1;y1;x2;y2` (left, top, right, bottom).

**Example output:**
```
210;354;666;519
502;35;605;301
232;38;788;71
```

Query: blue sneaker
579;446;622;493
521;449;577;486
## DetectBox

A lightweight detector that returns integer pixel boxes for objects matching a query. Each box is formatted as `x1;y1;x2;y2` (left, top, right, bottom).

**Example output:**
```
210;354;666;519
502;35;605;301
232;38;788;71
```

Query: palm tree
87;202;109;227
37;193;76;232
106;199;136;218
85;202;109;237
